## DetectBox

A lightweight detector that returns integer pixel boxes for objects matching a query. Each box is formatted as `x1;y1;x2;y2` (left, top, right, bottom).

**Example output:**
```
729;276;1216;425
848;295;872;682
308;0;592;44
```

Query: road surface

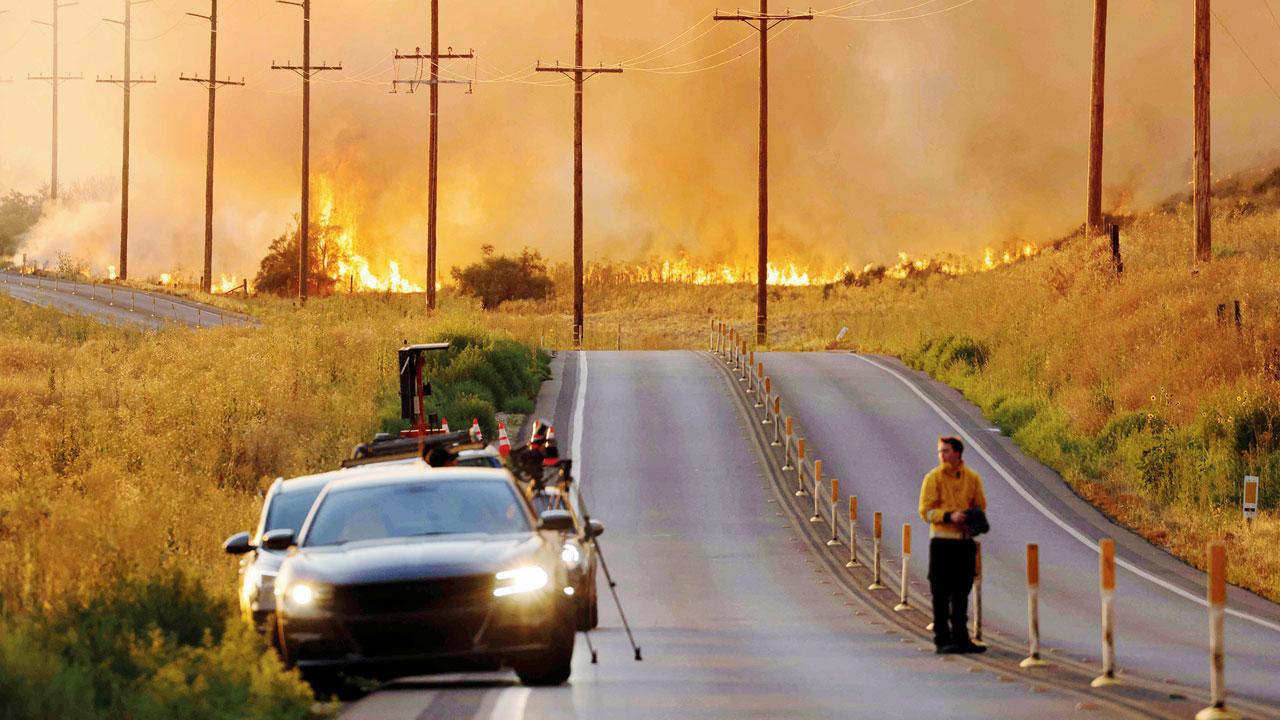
755;351;1280;711
0;270;254;329
340;352;1137;719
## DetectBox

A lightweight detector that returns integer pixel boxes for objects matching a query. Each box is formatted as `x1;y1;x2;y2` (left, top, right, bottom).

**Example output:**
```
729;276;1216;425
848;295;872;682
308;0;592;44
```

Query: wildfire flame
107;265;118;280
216;274;245;293
315;177;423;294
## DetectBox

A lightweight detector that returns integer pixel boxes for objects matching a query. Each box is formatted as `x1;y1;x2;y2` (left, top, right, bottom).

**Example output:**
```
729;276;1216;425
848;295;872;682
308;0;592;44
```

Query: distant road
759;351;1280;709
0;270;256;329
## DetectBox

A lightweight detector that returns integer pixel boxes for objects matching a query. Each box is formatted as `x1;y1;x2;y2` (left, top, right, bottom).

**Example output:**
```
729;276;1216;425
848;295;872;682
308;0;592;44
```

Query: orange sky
2;0;1280;281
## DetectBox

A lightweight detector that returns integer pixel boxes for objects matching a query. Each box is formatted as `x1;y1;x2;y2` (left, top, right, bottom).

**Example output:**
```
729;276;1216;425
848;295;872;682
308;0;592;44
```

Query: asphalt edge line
853;354;1280;636
700;350;1174;720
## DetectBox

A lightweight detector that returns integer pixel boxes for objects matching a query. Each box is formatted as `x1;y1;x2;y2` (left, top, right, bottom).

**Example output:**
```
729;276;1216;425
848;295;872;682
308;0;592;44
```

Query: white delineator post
868;511;886;590
1020;543;1050;668
1091;538;1120;687
845;496;860;567
894;523;912;611
1195;542;1241;720
781;417;794;468
809;459;823;522
826;479;840;545
794;438;807;496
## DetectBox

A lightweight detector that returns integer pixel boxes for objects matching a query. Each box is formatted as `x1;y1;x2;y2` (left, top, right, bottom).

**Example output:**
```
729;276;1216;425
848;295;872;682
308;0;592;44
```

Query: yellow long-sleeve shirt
918;462;987;539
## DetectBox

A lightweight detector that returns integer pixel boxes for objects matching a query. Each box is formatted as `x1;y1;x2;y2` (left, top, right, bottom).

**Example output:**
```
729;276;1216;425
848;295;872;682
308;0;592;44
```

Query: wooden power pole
99;0;156;282
715;2;811;347
536;0;622;349
28;0;82;202
1194;0;1211;263
391;0;472;310
273;0;341;302
182;0;244;294
1086;0;1107;238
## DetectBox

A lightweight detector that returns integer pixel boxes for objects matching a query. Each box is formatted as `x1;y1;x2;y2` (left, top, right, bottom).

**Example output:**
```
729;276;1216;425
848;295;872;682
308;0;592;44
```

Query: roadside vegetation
0;297;546;718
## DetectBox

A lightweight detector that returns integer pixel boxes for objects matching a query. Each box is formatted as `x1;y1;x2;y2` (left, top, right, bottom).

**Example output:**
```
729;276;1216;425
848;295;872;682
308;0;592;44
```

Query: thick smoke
1;0;1278;280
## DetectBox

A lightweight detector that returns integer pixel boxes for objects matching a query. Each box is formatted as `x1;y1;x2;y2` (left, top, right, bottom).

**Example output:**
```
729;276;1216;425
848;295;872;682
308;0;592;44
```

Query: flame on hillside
590;242;1041;288
314;177;423;294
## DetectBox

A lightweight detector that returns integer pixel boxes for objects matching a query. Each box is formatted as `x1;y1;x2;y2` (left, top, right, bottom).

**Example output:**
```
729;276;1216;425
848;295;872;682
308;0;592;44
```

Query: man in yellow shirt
918;436;987;654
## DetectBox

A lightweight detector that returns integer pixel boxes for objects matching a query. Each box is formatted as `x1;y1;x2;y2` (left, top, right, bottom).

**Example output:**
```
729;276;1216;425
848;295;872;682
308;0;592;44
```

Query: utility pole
715;2;811;347
99;0;156;282
181;0;245;294
391;0;472;310
273;0;341;302
1086;0;1107;238
28;0;83;202
536;0;622;348
1193;0;1211;263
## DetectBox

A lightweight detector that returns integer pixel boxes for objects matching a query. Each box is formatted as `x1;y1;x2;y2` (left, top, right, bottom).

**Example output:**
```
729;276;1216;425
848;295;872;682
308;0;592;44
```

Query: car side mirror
586;519;605;539
261;529;296;551
538;509;575;532
223;531;254;555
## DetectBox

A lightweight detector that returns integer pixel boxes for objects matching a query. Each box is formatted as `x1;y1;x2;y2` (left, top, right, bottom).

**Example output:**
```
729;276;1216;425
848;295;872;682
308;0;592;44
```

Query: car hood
285;534;544;586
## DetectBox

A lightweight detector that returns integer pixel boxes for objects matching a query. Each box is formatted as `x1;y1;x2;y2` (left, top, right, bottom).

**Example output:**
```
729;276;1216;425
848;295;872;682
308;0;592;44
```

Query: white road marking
487;687;531;720
853;354;1280;634
571;350;588;481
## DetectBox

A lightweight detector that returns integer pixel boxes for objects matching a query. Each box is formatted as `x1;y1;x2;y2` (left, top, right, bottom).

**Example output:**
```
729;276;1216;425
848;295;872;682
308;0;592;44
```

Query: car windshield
263;485;326;536
303;479;530;547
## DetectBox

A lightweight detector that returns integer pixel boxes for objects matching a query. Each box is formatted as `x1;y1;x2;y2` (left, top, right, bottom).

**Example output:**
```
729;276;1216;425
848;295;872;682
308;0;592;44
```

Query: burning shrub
252;221;341;298
451;249;553;310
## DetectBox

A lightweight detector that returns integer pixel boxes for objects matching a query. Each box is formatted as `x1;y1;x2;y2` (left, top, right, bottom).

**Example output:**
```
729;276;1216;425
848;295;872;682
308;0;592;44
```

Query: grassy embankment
0;297;547;718
495;208;1279;602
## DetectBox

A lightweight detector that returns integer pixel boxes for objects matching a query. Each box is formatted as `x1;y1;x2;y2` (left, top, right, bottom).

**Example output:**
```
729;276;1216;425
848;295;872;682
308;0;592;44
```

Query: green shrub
990;396;1039;436
445;393;496;441
451;249;554;310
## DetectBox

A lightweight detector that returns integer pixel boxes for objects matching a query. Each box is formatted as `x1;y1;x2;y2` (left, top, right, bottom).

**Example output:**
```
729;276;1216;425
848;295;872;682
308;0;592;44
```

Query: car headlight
494;565;550;597
560;543;582;569
277;582;330;614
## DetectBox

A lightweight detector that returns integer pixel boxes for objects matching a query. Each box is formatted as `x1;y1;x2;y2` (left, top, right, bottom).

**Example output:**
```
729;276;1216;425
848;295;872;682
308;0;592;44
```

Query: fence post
846;496;860;567
1091;539;1120;687
894;524;913;611
1020;543;1050;668
1195;542;1240;720
868;512;886;590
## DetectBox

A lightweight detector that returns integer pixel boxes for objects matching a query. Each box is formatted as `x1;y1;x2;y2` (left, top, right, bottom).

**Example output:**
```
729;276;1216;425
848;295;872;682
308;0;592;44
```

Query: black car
264;466;579;688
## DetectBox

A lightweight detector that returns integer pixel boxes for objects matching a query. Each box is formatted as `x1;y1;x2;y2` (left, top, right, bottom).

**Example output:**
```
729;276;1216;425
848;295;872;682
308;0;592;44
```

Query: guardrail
708;318;1253;719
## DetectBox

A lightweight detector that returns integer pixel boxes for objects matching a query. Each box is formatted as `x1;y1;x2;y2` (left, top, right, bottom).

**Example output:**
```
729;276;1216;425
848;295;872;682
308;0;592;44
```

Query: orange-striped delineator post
753;363;765;405
846;496;860;567
770;397;782;441
1091;539;1120;687
894;524;913;611
761;377;773;421
826;479;841;545
1195;542;1240;720
1020;543;1050;668
795;439;808;497
809;460;824;521
746;351;756;391
781;417;794;468
869;511;886;590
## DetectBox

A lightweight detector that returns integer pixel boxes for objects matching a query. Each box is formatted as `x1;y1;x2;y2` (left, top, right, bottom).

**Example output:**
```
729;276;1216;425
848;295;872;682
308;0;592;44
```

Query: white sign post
836;326;848;342
1243;475;1260;524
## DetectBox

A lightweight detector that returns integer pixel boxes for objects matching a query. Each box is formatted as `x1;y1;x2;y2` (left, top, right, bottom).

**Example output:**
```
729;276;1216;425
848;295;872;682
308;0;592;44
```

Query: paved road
341;352;1103;719
0;270;255;329
757;351;1280;710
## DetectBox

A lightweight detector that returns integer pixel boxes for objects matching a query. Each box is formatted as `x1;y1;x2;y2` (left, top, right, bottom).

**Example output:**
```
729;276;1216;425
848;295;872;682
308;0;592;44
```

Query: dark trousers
928;538;976;647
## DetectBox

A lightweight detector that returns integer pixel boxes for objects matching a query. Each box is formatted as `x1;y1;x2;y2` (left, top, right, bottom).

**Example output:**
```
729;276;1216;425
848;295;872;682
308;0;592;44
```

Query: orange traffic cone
497;422;511;456
469;418;483;442
542;425;559;465
440;416;450;433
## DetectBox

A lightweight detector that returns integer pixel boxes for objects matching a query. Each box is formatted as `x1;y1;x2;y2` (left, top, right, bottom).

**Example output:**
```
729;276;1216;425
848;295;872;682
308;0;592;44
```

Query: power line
818;0;983;22
98;0;157;281
271;0;342;302
536;0;624;348
715;2;812;346
1212;7;1280;106
27;0;83;201
180;0;245;293
390;0;474;309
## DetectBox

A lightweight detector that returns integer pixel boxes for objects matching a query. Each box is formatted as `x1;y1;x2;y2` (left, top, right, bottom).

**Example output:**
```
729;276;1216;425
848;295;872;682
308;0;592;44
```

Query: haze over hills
3;0;1280;280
